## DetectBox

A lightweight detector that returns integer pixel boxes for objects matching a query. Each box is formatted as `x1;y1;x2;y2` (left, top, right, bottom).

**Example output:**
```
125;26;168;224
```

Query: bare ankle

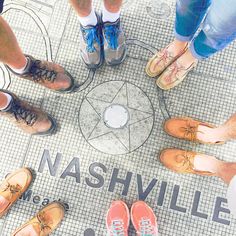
217;162;236;184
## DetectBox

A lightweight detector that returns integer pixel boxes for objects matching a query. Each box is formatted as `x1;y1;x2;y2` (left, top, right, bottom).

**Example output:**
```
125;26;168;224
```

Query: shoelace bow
29;60;57;83
104;25;120;50
37;211;52;233
10;100;37;126
140;218;157;236
164;62;184;84
1;182;22;198
154;49;172;70
176;151;194;170
83;27;100;53
110;220;125;236
180;121;203;142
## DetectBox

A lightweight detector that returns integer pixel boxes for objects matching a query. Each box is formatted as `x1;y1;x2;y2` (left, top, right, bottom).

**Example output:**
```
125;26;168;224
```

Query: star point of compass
86;82;153;152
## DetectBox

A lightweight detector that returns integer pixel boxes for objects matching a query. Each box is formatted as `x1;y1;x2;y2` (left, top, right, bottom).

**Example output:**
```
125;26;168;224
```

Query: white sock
102;4;120;23
10;57;29;74
0;92;12;110
78;9;97;27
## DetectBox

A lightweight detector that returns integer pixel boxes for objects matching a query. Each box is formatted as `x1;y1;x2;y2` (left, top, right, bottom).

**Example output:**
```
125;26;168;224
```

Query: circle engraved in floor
146;0;171;19
79;81;154;155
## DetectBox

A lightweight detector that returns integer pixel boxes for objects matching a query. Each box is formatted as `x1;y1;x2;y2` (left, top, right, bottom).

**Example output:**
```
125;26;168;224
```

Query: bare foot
197;125;226;143
177;48;198;68
193;154;223;174
167;39;188;57
197;113;236;143
15;225;39;236
0;196;10;215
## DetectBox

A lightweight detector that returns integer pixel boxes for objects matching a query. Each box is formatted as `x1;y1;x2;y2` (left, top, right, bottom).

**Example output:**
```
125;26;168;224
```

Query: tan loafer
146;44;187;78
164;117;225;145
159;148;216;176
0;168;32;218
12;202;65;236
156;60;198;90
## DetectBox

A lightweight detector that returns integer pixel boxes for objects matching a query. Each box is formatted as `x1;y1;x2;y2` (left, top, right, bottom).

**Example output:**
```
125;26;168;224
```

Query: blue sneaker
102;18;127;66
80;13;103;69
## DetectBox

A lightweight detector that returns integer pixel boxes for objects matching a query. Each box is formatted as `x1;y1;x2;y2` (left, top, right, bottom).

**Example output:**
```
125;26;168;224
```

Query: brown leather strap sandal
159;148;216;176
0;168;32;218
164;117;225;145
12;202;65;236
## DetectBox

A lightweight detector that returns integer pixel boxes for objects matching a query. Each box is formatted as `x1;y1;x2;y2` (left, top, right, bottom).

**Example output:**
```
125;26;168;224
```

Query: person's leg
70;0;103;68
0;16;28;71
69;0;98;26
102;0;127;66
190;0;236;60
102;0;122;22
146;0;211;78
0;16;74;92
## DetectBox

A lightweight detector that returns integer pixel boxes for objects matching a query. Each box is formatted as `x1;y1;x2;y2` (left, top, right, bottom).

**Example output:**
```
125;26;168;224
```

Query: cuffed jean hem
189;41;207;60
174;28;193;42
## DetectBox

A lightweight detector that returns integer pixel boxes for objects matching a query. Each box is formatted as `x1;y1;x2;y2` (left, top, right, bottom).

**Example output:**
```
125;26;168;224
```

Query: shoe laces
9;99;37;126
139;218;157;236
37;211;52;233
1;182;22;198
83;27;100;53
176;151;194;171
180;121;202;142
109;220;125;236
104;24;120;50
29;60;57;83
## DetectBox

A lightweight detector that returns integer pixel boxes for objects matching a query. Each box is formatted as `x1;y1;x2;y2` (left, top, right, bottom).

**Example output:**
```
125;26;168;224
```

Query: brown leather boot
12;202;65;236
7;55;75;93
0;168;32;218
0;89;57;135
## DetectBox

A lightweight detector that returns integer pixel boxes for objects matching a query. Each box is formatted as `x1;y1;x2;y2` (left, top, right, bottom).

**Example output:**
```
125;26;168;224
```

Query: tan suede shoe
7;55;75;93
0;168;32;218
0;89;57;136
164;117;225;145
156;60;197;90
12;202;65;236
159;148;216;176
146;43;187;78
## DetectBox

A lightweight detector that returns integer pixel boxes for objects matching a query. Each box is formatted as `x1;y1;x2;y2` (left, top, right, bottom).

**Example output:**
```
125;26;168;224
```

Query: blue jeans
175;0;236;59
0;0;4;13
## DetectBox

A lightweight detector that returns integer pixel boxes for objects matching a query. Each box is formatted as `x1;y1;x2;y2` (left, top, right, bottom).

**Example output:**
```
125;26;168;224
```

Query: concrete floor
0;0;236;235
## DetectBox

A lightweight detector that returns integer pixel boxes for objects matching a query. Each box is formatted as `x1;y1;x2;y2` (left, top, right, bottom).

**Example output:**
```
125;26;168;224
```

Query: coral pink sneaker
131;201;158;236
106;201;130;236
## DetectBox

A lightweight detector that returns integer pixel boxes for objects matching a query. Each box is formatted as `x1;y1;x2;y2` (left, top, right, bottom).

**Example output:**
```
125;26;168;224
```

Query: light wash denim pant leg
175;0;236;59
190;0;236;59
175;0;212;41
